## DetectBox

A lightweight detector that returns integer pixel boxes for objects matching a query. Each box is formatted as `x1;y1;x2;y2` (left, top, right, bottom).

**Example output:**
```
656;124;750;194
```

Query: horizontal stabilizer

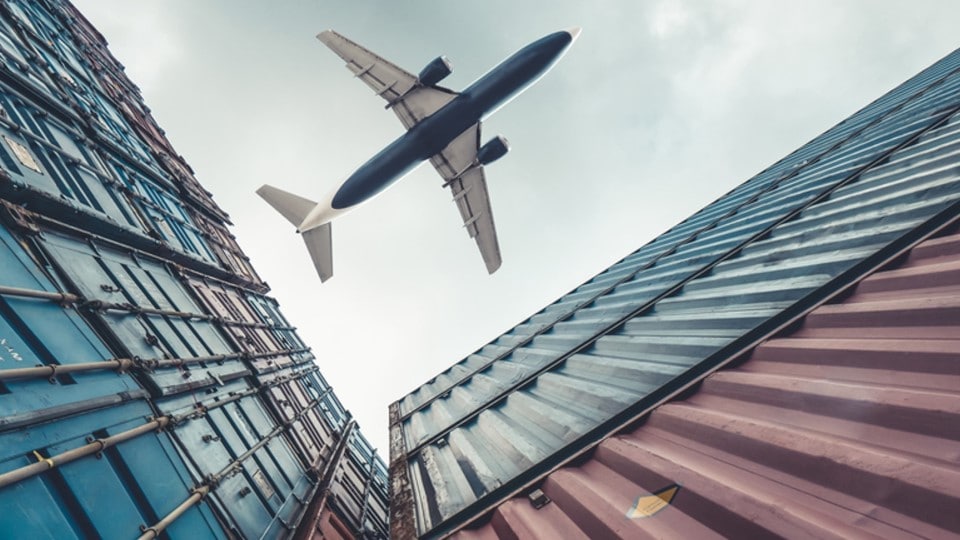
256;184;316;228
303;223;333;282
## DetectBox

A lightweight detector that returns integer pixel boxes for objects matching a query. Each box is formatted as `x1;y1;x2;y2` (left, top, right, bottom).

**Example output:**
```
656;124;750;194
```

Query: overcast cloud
72;0;960;457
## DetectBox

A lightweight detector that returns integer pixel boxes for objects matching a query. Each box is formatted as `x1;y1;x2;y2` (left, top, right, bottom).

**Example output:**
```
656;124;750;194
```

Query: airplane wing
430;124;502;274
317;30;457;130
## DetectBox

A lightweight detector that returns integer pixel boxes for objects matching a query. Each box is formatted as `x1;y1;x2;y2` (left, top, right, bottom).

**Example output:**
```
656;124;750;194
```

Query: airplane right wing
430;124;502;274
317;30;457;130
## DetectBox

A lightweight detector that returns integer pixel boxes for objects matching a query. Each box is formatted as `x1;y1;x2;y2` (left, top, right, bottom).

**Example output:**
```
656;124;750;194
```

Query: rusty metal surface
294;420;357;540
452;224;960;539
392;46;960;537
308;508;355;540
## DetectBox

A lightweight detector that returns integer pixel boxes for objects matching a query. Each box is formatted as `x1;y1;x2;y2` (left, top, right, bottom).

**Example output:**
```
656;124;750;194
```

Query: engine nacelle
418;56;453;87
478;136;510;166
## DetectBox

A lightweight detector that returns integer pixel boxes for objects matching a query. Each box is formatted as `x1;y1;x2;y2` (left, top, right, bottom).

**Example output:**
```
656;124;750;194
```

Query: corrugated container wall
0;1;388;539
454;221;960;539
390;46;960;537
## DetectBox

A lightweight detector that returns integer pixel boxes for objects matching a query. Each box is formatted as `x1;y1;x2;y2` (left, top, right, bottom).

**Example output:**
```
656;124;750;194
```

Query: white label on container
3;135;42;174
252;469;275;499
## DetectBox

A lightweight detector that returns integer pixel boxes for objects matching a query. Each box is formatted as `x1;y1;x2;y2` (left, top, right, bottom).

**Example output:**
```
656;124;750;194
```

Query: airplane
257;27;581;282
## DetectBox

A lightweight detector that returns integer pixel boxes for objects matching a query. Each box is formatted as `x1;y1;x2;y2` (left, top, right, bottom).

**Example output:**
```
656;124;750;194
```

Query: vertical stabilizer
302;223;333;282
256;184;317;228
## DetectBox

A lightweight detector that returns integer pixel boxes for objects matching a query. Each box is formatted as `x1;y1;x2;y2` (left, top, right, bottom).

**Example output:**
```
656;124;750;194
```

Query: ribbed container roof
390;47;960;538
452;222;960;539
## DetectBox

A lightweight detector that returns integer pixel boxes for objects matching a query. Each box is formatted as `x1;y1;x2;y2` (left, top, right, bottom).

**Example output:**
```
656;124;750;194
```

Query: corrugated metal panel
189;208;265;286
37;231;242;392
0;224;144;426
328;431;390;538
157;377;315;538
293;417;390;539
308;508;356;540
453;223;960;539
260;364;342;472
0;400;226;539
0;0;254;286
0;218;318;538
0;1;389;538
395;46;960;420
399;44;960;416
0;220;226;538
0;86;225;271
184;274;309;376
392;47;960;537
0;203;390;537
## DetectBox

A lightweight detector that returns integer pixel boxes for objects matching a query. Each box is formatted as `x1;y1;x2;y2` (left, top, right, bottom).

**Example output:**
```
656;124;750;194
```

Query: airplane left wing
430;124;502;274
317;30;457;130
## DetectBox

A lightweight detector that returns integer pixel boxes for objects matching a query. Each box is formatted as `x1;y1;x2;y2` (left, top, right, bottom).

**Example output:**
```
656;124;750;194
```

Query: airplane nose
565;26;582;42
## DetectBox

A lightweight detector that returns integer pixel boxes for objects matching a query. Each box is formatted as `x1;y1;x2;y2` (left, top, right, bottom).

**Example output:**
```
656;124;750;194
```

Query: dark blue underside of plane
330;30;574;210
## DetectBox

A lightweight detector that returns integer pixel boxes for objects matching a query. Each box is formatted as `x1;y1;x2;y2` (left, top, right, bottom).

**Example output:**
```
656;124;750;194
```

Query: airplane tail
256;184;316;229
302;223;333;282
256;184;334;282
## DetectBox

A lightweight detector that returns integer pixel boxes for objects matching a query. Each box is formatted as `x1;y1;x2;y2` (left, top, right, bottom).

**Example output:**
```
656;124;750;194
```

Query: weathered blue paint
0;400;225;539
0;1;389;538
331;29;575;209
0;226;146;427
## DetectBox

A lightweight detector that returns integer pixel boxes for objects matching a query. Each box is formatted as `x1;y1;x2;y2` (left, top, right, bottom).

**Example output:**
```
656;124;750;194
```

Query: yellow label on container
628;483;680;519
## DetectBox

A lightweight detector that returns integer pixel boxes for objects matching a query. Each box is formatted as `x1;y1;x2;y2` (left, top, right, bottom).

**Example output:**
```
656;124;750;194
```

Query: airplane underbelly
416;98;481;154
331;102;481;210
331;136;425;209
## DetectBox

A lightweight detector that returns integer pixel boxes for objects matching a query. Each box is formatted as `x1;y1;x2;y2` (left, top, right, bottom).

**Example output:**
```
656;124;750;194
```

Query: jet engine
478;136;510;165
418;56;453;87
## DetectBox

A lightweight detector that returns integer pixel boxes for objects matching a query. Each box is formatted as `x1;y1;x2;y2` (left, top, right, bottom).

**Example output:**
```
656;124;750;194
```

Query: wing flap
391;88;457;130
430;125;479;179
429;123;502;274
448;167;501;273
317;30;417;103
317;30;457;130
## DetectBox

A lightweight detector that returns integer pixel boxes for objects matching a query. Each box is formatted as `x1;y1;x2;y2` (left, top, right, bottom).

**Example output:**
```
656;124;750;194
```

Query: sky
71;0;960;458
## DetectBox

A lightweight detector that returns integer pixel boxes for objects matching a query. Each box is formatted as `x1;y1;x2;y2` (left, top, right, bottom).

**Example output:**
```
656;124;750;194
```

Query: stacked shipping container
391;46;960;537
453;222;960;538
0;1;387;538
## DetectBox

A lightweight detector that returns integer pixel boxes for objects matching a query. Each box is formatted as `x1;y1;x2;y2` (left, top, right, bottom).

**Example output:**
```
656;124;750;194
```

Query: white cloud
73;2;183;91
650;0;691;39
68;0;960;457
